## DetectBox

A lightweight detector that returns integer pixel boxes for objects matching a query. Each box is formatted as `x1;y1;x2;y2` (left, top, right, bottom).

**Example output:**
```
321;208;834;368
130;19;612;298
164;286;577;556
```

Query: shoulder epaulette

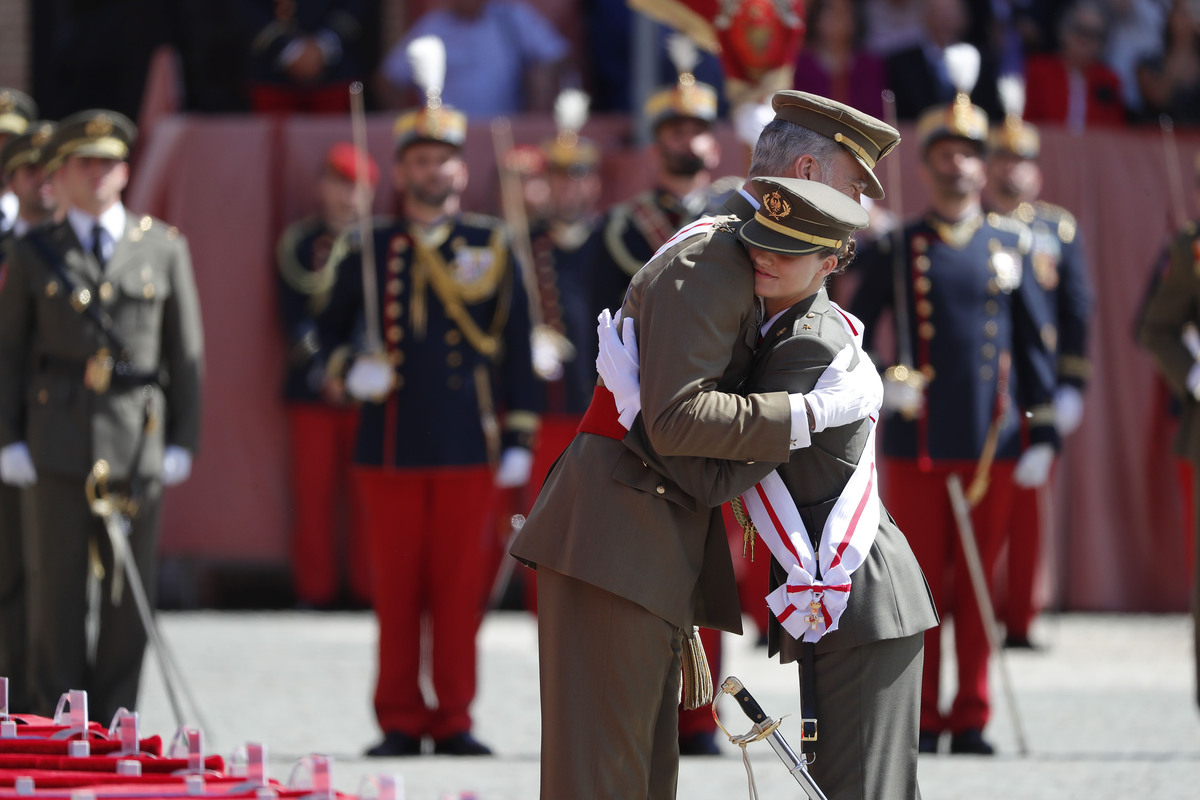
1033;201;1078;243
460;212;506;231
987;212;1033;253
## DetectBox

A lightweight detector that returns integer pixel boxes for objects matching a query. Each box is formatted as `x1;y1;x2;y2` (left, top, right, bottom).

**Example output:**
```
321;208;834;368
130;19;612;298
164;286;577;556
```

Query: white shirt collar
67;203;126;250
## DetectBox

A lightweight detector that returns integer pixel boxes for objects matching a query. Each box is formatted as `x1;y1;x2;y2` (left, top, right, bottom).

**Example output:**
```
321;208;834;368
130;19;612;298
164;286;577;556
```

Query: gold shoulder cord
278;223;338;301
416;227;512;357
603;203;646;277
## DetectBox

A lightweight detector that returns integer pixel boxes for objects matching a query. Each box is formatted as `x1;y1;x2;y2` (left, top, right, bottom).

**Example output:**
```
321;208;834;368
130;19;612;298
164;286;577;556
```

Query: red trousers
1002;482;1045;640
353;464;495;739
286;404;368;606
884;458;1015;734
248;82;352;114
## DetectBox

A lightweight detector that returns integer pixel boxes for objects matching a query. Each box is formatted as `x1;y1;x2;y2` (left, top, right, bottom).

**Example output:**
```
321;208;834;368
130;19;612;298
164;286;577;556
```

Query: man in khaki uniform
0;110;203;723
511;91;900;800
1138;151;1200;711
0;118;57;713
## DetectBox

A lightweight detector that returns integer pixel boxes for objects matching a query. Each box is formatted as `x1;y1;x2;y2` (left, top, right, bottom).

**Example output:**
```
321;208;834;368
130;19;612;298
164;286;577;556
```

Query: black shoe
433;732;493;756
949;728;995;755
365;731;423;757
918;730;941;754
1003;634;1040;650
679;731;722;756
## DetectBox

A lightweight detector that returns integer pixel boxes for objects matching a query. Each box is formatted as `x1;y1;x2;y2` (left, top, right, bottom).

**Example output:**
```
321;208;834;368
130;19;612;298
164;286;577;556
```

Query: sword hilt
721;676;769;725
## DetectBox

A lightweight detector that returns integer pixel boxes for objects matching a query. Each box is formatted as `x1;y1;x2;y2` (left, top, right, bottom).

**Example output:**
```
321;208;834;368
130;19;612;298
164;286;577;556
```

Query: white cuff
788;393;812;450
1188;362;1200;401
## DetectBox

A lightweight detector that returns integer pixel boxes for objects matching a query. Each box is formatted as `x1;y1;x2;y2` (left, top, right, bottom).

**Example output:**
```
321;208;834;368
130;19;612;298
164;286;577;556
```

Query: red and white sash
737;303;880;643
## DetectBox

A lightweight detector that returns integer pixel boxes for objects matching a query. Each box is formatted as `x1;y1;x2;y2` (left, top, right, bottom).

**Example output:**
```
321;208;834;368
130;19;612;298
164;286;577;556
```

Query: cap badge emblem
763;191;791;220
86;115;113;138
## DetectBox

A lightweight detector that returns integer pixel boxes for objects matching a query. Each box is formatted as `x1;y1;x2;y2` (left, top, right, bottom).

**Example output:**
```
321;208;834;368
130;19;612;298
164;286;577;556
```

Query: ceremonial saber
881;90;914;371
717;677;828;800
350;82;383;353
489;117;545;331
85;464;212;738
946;474;1029;755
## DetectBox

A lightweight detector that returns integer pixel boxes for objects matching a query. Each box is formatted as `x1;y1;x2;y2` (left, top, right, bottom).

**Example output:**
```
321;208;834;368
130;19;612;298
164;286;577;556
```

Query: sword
715;676;828;800
85;461;211;737
946;473;1029;755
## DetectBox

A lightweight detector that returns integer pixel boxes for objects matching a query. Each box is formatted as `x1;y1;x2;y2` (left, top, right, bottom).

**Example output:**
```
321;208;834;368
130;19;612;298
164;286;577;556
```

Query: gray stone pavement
133;611;1200;800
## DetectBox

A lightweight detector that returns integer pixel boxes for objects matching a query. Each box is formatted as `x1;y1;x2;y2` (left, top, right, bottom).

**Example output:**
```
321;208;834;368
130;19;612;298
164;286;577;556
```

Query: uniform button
985;300;999;315
390;350;405;366
980;365;994;381
99;282;113;302
984;321;999;337
915;277;932;294
921;365;936;381
37;389;48;405
981;343;996;359
71;287;92;310
656;485;666;495
445;330;462;345
386;301;402;320
45;280;59;298
914;255;931;272
387;279;402;294
388;258;403;275
447;351;462;367
916;299;933;318
987;279;999;294
918;322;935;340
805;313;815;319
386;326;402;344
745;460;755;465
447;375;462;390
143;283;156;300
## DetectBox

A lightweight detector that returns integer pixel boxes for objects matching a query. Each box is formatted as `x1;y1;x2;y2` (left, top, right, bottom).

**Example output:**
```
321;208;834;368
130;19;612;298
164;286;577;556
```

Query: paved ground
132;611;1200;800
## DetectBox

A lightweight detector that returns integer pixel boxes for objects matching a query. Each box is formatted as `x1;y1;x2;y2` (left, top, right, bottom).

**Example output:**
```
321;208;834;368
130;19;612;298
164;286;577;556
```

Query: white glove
1053;385;1084;436
345;356;394;401
162;446;193;486
596;309;641;430
0;442;37;487
803;345;884;433
882;376;925;416
494;447;533;488
1013;443;1055;488
1188;362;1200;402
532;329;564;382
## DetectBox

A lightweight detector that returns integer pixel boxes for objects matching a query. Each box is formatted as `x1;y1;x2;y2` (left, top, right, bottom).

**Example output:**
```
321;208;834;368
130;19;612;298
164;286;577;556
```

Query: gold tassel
680;626;713;711
730;496;758;561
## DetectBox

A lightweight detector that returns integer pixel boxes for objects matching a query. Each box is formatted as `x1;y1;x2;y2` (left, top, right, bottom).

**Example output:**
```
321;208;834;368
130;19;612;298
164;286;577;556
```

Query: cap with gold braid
645;33;718;132
989;74;1039;159
738;177;870;256
770;90;900;200
1;120;55;179
542;88;599;174
41;110;136;173
0;88;37;136
392;35;467;154
915;43;989;153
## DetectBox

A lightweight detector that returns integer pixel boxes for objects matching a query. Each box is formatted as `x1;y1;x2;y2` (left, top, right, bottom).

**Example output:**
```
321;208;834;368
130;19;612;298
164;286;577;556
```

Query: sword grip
721;676;769;725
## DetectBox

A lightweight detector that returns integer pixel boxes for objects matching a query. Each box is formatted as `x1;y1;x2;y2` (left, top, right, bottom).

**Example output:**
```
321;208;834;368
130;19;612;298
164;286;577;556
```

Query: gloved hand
0;442;37;487
596;309;641;430
494;447;533;488
803;345;884;432
345;356;394;401
1013;443;1055;488
882;375;925;416
1188;362;1200;402
162;446;193;486
1053;385;1084;436
532;327;564;382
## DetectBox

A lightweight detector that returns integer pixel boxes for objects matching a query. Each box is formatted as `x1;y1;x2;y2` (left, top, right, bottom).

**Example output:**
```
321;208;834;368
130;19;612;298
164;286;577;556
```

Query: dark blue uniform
850;209;1059;738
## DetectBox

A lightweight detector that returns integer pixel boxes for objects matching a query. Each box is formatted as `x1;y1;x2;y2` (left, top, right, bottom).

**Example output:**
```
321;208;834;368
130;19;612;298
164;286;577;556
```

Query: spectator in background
1137;0;1200;125
862;0;927;58
884;0;1003;120
793;0;888;119
1024;0;1127;130
1107;0;1168;118
381;0;568;116
242;0;372;114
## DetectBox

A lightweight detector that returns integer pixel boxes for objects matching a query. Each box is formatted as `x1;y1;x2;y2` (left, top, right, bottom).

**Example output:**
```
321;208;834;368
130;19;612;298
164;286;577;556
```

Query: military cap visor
771;90;900;200
0;121;56;178
393;106;468;154
989;118;1040;159
646;81;719;130
42;109;137;173
0;88;38;136
916;102;989;155
739;177;870;256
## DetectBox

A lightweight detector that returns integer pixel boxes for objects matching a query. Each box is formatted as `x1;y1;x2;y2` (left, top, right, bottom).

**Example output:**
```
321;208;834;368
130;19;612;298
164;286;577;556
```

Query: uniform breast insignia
452;247;495;286
1030;224;1062;290
989;248;1022;293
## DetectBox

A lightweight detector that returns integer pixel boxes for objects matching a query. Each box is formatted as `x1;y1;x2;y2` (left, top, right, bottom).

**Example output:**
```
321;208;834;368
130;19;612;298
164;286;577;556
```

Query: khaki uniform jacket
747;289;938;659
0;214;203;480
511;194;793;633
1139;224;1200;462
